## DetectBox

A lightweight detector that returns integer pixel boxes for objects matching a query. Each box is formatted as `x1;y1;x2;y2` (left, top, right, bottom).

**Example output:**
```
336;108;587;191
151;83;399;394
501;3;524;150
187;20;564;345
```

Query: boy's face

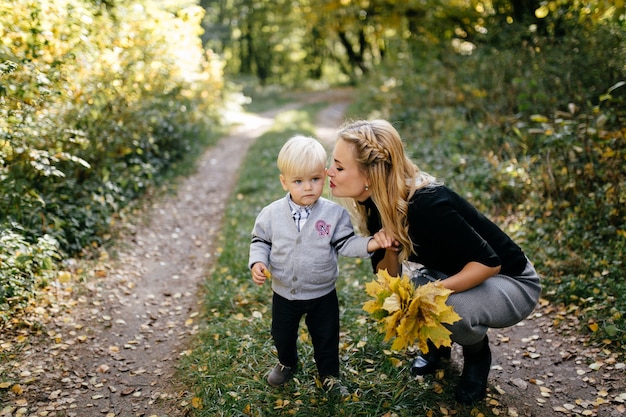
280;166;326;207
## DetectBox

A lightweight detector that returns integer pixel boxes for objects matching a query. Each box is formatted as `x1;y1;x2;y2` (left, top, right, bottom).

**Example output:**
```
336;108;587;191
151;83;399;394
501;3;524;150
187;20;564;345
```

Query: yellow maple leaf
364;278;384;297
417;324;454;353
438;307;462;325
191;396;203;409
57;271;72;283
394;315;421;350
362;269;461;353
382;293;401;313
383;310;404;341
362;299;380;315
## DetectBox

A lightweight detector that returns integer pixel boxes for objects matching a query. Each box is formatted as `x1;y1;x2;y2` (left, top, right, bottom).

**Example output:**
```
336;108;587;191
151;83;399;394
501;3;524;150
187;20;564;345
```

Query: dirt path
1;112;273;417
467;301;624;416
1;89;624;417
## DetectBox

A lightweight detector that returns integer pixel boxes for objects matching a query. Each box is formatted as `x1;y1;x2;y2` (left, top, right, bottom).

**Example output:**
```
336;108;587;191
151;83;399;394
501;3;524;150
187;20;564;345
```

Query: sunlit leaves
535;5;550;19
1;0;226;326
363;269;460;353
534;1;624;24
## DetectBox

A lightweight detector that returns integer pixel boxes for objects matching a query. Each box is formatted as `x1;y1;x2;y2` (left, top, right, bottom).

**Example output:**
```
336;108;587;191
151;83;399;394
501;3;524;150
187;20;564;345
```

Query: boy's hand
251;262;270;285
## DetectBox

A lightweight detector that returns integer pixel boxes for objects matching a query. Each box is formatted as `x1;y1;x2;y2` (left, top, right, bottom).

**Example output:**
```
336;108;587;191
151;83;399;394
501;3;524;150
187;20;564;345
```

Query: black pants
271;290;340;379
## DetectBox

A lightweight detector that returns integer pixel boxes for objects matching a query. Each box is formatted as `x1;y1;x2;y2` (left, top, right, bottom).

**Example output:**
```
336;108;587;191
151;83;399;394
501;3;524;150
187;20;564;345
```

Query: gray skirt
409;259;541;346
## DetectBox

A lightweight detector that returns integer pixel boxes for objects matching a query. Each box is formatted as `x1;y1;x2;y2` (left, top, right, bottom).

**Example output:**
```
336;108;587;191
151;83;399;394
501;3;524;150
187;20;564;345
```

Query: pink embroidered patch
316;220;331;236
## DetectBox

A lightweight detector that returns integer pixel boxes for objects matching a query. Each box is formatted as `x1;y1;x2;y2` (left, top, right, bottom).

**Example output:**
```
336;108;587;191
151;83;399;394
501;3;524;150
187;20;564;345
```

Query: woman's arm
371;230;402;276
439;261;501;292
374;248;401;277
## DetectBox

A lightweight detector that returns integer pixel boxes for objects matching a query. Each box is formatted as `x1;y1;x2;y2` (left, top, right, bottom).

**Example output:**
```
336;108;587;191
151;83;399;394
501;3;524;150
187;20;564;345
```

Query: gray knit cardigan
249;194;372;300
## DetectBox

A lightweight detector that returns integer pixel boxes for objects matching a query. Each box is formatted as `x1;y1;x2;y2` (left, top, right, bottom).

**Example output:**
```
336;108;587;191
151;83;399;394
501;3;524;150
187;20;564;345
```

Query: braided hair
336;119;438;263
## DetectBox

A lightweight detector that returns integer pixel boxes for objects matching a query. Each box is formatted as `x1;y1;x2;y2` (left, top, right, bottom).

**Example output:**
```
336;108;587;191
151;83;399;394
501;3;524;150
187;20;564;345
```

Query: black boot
410;340;452;376
456;335;491;404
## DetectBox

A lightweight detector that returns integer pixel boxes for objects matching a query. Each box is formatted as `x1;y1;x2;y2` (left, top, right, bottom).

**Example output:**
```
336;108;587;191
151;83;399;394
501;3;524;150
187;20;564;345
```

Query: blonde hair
277;135;326;176
337;119;438;262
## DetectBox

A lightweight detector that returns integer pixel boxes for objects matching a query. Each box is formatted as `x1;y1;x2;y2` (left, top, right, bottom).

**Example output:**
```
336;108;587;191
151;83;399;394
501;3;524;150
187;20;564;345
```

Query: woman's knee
447;319;488;346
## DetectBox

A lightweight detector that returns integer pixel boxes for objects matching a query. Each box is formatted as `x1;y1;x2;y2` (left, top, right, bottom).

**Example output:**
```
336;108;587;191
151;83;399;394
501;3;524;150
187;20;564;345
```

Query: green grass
178;103;499;416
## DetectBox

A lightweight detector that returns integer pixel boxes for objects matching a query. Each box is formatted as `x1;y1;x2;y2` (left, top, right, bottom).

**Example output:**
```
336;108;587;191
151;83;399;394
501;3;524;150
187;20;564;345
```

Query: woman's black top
364;185;527;276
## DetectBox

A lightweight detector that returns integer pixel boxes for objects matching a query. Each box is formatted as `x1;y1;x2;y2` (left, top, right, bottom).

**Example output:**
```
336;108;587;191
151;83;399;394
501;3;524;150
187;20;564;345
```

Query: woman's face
327;139;371;201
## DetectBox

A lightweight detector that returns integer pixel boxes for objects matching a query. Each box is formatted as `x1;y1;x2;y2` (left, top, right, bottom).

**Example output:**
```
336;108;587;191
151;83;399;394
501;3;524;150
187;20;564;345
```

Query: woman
327;119;541;404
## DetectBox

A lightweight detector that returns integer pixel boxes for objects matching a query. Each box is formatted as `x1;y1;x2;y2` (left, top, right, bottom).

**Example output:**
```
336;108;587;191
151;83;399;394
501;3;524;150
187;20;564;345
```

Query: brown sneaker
267;363;294;387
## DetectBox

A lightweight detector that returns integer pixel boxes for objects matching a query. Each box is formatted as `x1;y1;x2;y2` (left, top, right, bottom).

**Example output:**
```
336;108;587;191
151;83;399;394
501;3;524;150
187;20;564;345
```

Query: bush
1;0;224;253
0;0;225;320
0;230;60;328
353;11;625;346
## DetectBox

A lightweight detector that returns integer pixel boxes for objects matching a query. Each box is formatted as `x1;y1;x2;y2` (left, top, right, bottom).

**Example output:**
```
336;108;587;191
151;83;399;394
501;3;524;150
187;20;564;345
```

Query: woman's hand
251;262;270;285
372;229;402;277
373;229;398;249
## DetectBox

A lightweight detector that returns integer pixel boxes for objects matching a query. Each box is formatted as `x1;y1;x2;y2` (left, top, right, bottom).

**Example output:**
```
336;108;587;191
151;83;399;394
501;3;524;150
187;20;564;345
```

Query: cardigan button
292;276;298;281
295;237;301;244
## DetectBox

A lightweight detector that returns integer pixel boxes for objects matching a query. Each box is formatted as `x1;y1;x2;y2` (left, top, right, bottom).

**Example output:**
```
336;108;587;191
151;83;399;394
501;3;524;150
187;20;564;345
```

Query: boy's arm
248;208;272;273
366;236;381;252
332;209;374;258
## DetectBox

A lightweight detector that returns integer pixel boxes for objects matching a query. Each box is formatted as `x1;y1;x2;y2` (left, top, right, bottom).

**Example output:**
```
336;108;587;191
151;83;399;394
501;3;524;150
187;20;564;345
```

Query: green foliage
202;0;625;87
0;230;60;327
1;0;225;321
513;86;626;344
349;4;625;347
468;20;625;117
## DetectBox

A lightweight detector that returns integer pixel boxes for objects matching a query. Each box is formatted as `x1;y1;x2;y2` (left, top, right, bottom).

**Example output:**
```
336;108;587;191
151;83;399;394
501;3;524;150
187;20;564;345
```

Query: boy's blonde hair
277;135;327;176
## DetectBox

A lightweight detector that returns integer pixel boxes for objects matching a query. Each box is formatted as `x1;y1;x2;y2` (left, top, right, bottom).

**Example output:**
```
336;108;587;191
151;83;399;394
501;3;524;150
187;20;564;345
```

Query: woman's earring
365;184;369;191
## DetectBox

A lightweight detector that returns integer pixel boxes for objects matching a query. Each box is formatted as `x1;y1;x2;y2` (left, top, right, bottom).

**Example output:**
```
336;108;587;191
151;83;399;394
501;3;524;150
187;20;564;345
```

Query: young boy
249;135;381;395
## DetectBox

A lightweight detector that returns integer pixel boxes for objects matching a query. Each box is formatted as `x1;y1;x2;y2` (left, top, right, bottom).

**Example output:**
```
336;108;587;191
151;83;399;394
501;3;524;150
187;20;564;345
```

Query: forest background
1;0;625;406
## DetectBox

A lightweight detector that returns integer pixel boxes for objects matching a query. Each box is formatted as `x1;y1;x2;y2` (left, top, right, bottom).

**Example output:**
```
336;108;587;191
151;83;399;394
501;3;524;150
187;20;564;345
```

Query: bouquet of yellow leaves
362;269;461;354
